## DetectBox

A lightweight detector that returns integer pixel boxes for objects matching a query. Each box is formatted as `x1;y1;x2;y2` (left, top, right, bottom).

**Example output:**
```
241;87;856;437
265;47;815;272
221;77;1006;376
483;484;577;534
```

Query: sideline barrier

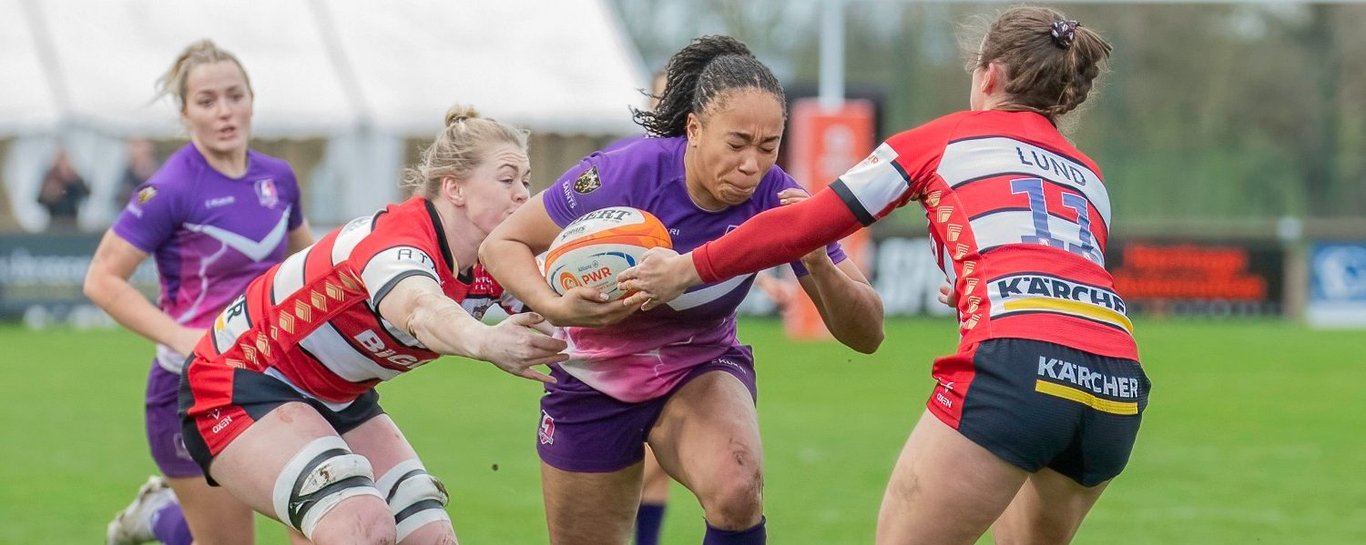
1306;242;1366;328
1107;240;1285;317
0;234;1299;328
0;233;156;326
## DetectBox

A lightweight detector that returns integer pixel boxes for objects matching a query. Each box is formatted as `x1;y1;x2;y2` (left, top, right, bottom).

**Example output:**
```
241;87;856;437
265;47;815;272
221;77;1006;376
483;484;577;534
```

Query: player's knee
272;436;387;542
376;459;452;543
309;496;397;545
996;509;1080;545
1027;516;1080;545
701;465;764;528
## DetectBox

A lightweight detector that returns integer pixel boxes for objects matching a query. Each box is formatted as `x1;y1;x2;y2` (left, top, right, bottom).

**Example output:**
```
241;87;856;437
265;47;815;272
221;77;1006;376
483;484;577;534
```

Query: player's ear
982;61;1005;96
685;113;701;145
441;176;465;206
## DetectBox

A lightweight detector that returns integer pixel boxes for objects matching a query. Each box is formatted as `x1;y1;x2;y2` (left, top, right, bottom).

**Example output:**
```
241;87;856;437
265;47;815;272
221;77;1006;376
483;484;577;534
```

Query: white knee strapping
376;458;451;542
272;436;383;540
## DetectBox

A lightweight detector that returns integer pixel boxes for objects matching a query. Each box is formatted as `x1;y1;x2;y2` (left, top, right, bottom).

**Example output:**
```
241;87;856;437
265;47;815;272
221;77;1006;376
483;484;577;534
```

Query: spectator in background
37;149;90;230
116;139;161;207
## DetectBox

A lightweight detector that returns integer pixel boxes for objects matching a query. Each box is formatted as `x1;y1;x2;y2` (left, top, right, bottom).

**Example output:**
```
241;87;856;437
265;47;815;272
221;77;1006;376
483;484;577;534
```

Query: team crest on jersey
573;167;601;194
255;178;280;208
538;411;556;445
136;186;158;205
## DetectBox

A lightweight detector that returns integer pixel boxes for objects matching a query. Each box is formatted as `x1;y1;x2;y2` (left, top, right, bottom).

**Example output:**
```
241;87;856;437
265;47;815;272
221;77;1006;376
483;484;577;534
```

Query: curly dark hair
632;35;785;137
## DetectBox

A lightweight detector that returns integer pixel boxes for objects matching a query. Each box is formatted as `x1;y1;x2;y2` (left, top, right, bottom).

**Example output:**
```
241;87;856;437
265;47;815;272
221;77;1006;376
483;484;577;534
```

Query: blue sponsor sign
0;233;157;326
1307;242;1366;328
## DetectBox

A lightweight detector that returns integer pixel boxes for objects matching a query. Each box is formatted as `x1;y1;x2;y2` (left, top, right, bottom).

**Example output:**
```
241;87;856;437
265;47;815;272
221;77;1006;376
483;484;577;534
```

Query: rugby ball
544;207;672;301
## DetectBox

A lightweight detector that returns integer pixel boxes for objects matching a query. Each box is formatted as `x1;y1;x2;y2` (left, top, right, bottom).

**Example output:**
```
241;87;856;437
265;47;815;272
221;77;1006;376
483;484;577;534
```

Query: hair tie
1049;20;1080;49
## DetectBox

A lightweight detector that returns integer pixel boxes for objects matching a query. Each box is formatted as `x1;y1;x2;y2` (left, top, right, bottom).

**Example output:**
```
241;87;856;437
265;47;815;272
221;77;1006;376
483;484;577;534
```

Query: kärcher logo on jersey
988;273;1133;334
994;274;1126;314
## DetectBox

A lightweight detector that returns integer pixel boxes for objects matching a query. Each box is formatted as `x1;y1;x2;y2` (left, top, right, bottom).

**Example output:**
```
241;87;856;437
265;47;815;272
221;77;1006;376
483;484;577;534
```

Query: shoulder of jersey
248;150;298;183
140;150;199;196
601;137;680;188
881;111;976;150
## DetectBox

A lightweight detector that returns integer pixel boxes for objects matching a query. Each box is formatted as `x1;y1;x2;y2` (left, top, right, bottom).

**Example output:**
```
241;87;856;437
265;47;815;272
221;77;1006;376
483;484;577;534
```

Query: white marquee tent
2;0;648;229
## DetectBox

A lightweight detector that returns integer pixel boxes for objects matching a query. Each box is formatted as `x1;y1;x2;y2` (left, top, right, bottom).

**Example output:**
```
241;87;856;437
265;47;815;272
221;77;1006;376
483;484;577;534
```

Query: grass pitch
2;317;1362;544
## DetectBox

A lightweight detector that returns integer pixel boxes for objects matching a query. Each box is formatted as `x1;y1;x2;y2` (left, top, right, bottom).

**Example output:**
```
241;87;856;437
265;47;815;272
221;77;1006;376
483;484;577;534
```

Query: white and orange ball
543;207;672;301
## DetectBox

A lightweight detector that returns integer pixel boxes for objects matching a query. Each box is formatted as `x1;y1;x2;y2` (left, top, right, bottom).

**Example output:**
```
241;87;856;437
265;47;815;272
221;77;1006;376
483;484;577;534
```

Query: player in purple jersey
85;40;313;545
481;36;885;545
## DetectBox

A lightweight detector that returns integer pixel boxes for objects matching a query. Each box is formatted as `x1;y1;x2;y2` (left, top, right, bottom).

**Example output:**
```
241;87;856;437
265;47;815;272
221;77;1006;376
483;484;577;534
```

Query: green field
2;318;1363;544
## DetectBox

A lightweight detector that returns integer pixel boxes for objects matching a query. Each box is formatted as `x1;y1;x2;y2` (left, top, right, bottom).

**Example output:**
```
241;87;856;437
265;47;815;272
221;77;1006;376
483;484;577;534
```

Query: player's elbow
477;237;503;269
833;318;884;354
850;304;886;354
82;270;110;307
849;327;884;354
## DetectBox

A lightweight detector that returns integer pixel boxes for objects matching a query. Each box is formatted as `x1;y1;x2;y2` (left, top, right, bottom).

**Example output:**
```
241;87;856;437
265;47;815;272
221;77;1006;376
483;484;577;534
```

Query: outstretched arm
619;188;863;310
378;274;567;383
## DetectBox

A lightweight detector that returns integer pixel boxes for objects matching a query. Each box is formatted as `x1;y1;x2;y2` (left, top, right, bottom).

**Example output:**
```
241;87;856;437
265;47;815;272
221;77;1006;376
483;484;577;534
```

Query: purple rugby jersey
543;136;845;402
112;144;302;373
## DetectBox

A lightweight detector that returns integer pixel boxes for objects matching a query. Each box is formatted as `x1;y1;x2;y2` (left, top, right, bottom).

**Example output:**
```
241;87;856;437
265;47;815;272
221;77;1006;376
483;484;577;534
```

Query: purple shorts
146;364;202;478
536;346;757;473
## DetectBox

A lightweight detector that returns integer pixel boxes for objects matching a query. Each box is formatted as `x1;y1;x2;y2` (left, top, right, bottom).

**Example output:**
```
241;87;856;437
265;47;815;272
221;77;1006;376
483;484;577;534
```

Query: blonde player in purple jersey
86;40;313;545
482;36;885;545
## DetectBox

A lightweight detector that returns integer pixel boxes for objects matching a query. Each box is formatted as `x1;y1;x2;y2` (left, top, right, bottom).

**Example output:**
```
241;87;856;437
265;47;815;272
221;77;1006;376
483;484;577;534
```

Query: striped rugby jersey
192;197;521;403
831;110;1137;360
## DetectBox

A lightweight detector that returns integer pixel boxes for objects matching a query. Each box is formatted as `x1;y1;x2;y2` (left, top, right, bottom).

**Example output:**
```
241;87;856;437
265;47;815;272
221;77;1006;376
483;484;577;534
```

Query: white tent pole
818;0;846;110
19;0;70;127
307;0;370;128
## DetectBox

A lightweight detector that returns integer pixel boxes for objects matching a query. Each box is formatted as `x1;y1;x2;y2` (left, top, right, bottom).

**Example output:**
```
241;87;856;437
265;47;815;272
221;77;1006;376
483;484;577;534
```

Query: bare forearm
405;294;487;359
378;275;493;360
802;261;885;353
84;275;188;348
287;224;314;254
479;239;560;315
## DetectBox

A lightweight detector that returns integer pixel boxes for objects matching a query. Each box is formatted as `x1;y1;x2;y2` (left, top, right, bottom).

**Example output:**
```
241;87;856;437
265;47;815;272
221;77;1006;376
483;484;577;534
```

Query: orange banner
782;98;875;339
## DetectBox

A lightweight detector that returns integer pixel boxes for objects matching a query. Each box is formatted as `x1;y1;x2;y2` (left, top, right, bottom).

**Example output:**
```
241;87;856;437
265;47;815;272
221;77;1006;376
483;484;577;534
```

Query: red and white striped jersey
832;110;1137;360
193;197;522;403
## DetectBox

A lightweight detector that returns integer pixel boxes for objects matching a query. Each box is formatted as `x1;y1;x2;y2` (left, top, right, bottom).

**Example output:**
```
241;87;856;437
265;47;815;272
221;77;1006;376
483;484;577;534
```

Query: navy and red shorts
927;338;1150;486
178;359;384;484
